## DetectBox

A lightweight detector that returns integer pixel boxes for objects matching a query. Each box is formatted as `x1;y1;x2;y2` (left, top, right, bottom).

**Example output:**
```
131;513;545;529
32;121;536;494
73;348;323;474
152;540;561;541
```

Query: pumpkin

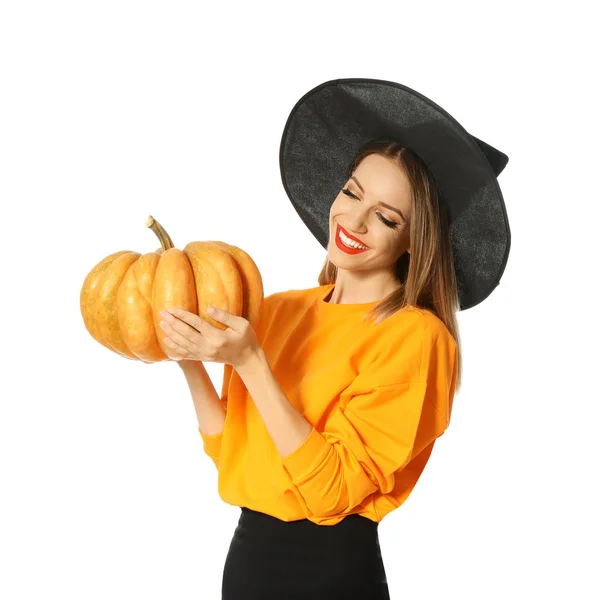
80;216;264;363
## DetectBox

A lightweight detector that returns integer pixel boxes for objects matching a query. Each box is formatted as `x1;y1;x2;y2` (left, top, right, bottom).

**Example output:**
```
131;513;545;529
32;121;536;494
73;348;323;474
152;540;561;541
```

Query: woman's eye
378;215;398;229
341;188;399;230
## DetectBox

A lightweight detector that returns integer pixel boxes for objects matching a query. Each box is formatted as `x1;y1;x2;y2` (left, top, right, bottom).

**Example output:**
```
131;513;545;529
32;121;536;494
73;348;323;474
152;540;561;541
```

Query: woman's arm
236;349;314;458
237;326;456;519
178;360;226;436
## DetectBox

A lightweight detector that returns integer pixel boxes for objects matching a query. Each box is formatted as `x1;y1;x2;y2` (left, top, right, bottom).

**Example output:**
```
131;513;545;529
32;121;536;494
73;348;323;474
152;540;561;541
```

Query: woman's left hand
158;306;261;370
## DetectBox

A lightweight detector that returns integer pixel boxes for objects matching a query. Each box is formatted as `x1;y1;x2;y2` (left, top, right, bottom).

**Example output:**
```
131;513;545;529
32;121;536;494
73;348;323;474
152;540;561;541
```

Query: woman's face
328;153;412;273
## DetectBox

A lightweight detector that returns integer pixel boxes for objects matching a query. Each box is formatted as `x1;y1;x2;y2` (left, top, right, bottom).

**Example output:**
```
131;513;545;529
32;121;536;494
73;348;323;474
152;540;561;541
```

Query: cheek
379;235;402;254
329;204;338;224
330;197;344;220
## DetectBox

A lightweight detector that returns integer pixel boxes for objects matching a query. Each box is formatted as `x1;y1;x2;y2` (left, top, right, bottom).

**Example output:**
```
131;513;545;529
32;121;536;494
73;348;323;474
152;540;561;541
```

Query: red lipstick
335;224;370;254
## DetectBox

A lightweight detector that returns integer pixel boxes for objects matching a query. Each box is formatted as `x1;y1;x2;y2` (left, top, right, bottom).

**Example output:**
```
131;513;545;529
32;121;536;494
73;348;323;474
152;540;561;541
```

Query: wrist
177;358;203;371
236;348;266;377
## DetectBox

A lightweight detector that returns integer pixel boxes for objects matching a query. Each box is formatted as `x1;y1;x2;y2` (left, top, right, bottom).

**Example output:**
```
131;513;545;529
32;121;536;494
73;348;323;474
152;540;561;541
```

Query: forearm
178;360;226;436
236;349;314;458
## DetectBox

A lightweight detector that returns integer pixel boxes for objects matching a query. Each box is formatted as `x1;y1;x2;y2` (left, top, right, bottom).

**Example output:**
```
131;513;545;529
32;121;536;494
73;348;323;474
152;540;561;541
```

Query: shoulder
407;306;455;342
263;285;324;309
359;305;456;384
255;285;323;324
267;285;324;301
378;305;454;346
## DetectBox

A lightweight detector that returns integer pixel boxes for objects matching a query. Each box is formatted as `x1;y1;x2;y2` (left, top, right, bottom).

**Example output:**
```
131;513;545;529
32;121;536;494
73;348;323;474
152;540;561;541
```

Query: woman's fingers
163;337;186;360
165;307;224;342
158;314;199;353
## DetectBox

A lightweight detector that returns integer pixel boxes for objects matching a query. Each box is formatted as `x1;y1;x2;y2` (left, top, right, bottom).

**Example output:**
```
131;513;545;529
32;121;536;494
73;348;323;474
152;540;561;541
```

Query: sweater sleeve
198;362;232;469
280;326;457;519
197;293;275;468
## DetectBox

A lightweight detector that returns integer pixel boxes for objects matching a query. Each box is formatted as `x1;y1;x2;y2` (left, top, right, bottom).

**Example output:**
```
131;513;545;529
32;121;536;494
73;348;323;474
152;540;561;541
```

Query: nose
343;208;369;235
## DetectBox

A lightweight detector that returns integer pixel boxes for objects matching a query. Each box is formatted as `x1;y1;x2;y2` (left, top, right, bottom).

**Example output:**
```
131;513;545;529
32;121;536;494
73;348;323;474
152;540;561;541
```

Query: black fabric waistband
239;507;379;542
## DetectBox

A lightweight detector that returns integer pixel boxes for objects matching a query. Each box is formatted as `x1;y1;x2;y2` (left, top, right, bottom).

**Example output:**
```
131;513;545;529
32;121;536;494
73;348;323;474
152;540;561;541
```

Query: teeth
339;229;368;249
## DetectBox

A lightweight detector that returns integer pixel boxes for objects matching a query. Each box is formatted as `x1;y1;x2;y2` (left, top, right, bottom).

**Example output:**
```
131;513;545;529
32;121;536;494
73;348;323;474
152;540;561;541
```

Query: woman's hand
158;306;261;370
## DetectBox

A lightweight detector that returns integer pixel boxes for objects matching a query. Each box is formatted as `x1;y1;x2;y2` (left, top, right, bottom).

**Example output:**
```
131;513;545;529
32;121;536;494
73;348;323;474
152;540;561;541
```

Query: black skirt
221;507;391;600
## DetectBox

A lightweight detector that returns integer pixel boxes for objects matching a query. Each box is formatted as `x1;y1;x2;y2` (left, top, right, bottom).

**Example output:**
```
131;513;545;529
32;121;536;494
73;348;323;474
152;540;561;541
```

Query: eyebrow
350;176;407;222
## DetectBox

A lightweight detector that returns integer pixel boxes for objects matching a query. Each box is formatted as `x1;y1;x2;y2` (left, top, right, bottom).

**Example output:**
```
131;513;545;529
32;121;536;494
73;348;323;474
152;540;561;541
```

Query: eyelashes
341;188;399;229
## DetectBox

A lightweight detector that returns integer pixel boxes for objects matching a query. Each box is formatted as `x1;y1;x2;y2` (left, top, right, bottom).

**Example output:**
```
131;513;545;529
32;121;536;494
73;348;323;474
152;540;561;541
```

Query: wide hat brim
279;78;511;311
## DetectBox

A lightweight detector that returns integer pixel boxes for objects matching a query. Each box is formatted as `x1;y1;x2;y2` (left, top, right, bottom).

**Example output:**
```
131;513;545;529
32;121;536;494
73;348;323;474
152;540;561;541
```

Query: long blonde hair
317;139;463;393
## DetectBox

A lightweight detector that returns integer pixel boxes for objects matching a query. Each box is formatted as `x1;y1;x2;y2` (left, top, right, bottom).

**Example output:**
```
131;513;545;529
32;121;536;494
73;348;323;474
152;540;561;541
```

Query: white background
1;1;598;598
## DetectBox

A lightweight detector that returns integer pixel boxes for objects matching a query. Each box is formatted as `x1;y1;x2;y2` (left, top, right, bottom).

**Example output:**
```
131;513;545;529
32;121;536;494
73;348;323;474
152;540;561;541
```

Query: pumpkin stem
145;216;175;250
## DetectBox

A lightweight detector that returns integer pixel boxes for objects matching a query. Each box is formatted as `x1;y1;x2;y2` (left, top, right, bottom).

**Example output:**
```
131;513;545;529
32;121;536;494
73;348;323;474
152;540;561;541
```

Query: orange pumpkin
80;216;264;362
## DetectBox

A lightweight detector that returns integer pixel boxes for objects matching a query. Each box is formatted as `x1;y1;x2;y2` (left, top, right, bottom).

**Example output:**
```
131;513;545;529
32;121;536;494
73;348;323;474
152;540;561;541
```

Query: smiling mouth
335;224;370;254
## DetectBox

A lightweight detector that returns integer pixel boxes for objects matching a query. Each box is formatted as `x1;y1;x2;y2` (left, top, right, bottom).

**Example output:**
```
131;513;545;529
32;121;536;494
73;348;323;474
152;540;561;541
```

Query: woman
158;79;511;599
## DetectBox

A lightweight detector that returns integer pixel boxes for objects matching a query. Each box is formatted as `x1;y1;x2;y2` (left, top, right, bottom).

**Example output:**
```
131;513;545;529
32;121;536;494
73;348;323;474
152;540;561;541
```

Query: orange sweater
199;283;458;526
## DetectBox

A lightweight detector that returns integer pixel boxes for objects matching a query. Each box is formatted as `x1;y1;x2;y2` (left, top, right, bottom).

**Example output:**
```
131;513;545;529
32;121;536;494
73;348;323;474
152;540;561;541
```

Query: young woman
159;78;511;599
